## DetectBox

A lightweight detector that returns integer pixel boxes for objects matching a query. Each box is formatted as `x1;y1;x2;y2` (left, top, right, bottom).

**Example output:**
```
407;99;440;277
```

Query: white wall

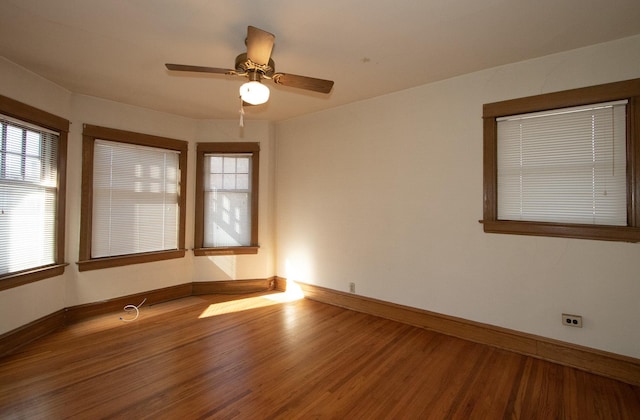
0;58;276;335
274;35;640;358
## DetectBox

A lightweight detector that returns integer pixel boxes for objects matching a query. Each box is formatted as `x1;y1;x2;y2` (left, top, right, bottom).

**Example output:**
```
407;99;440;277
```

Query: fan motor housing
235;53;275;77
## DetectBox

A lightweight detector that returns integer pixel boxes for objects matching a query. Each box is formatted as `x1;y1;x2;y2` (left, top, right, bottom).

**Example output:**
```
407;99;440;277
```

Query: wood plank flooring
1;292;639;419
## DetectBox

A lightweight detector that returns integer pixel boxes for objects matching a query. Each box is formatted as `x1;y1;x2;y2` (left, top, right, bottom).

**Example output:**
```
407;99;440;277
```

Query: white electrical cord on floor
119;298;147;322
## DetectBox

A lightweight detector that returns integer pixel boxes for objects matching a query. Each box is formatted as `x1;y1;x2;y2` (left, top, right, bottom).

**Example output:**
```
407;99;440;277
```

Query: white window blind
497;100;627;225
203;153;252;247
0;115;58;275
92;139;179;258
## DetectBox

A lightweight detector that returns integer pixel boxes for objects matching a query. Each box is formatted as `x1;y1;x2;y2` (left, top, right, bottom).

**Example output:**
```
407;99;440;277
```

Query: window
194;142;260;255
482;78;640;242
78;125;187;271
0;95;69;290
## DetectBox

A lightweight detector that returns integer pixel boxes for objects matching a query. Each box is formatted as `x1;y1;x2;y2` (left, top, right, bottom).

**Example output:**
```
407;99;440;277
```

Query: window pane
201;150;255;248
0;185;56;275
223;157;236;173
237;157;249;173
6;126;23;153
203;191;250;247
210;173;223;189
223;174;236;190
25;157;41;181
237;174;249;190
210;156;223;173
5;154;22;179
25;131;40;155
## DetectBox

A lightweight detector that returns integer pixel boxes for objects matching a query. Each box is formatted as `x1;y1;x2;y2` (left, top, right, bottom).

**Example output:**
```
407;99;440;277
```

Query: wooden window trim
482;78;640;242
194;142;260;256
77;125;188;271
0;95;69;289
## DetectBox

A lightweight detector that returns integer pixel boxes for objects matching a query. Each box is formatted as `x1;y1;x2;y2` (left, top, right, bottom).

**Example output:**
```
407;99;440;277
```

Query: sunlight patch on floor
265;281;304;302
198;284;304;319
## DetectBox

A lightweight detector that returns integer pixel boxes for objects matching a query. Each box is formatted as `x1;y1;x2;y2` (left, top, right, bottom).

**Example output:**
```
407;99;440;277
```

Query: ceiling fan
165;26;334;106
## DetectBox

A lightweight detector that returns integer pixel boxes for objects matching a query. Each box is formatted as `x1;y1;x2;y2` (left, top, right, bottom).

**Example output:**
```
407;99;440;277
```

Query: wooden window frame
0;95;69;291
482;78;640;242
194;142;260;256
77;125;188;271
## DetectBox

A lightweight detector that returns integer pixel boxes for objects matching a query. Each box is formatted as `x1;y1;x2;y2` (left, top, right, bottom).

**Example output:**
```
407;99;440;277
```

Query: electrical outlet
349;282;356;293
562;313;582;328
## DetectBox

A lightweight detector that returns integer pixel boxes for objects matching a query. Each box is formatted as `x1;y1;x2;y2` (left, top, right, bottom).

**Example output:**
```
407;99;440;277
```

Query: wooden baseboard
192;277;276;295
0;309;66;358
273;276;287;292
293;280;640;386
0;279;273;358
4;277;638;386
64;283;193;324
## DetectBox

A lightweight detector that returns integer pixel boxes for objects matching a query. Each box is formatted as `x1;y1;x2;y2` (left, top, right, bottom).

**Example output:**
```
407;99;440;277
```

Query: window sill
480;220;640;243
193;246;259;256
77;249;186;272
0;264;67;291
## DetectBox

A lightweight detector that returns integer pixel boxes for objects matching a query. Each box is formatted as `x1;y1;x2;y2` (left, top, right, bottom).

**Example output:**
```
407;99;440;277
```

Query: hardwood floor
1;291;639;419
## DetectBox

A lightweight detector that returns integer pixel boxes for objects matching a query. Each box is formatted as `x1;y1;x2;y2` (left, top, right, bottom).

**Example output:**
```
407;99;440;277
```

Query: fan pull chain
239;98;245;128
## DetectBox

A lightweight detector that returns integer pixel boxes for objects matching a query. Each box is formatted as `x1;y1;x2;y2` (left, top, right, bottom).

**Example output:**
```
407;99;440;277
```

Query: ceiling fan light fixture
239;80;270;105
166;26;334;110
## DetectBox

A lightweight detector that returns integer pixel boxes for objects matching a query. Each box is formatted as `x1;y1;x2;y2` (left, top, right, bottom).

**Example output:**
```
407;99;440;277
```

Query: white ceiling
1;0;640;121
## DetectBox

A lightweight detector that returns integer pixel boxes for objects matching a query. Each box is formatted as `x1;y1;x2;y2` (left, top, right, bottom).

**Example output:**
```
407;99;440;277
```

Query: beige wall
274;35;640;358
0;58;276;334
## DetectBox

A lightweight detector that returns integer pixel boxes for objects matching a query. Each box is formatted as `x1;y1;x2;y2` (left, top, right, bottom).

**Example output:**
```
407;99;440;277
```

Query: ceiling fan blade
272;73;334;94
165;63;236;75
246;26;275;66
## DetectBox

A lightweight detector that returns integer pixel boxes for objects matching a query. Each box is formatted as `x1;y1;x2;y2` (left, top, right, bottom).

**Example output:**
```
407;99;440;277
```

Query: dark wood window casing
78;125;188;271
0;95;69;291
194;142;260;256
482;78;640;242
